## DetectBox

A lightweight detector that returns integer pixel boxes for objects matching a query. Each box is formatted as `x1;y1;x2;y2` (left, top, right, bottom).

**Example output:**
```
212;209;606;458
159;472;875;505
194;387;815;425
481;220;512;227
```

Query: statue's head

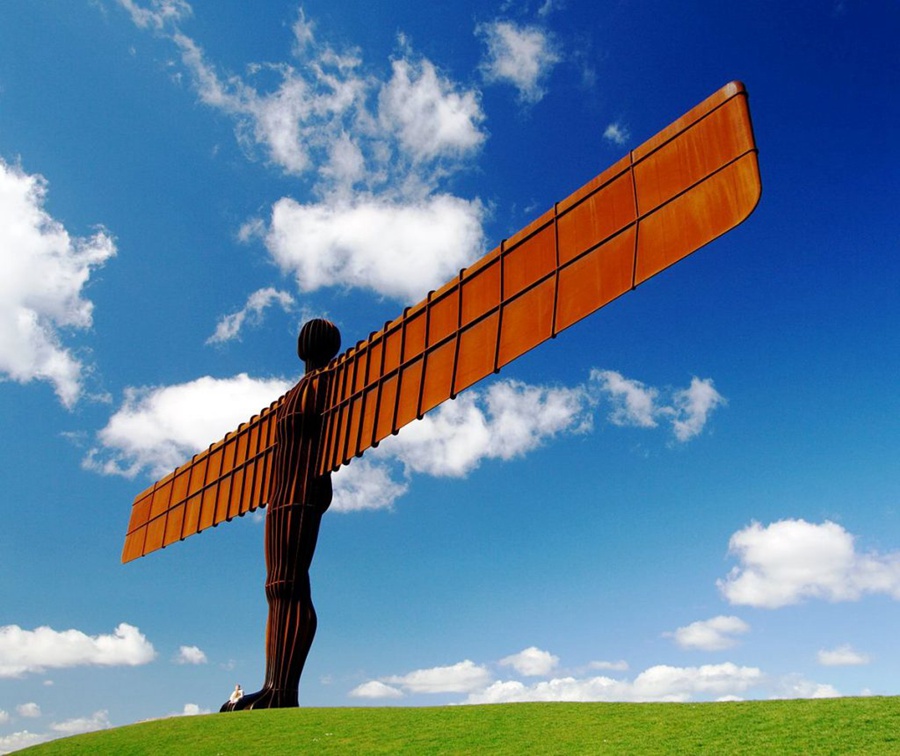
297;319;341;371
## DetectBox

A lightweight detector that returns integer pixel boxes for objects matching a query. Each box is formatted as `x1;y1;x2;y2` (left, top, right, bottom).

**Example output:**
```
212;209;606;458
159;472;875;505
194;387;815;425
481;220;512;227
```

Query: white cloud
592;370;658;428
498;647;559;677
207;288;294;344
379;57;486;163
348;680;404;699
87;368;712;513
332;459;409;513
625;663;763;702
351;650;845;705
465;663;763;704
589;660;629;672
170;703;210;716
384;660;493;694
86;373;291;478
117;0;191;30
817;645;871;667
262;194;485;303
15;703;40;719
591;371;724;441
603;122;630;146
175;645;207;665
772;675;840;700
51;710;111;735
718;519;900;608
0;624;155;678
127;6;486;191
670;377;727;441
0;158;116;407
383;379;592;478
166;30;363;177
121;5;492;328
0;710;7;725
0;731;47;753
331;377;592;511
538;0;560;18
668;616;750;651
477;20;560;103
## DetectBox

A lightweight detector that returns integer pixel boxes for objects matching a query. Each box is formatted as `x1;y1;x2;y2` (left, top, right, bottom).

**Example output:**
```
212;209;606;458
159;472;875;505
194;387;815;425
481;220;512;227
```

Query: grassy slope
17;697;900;755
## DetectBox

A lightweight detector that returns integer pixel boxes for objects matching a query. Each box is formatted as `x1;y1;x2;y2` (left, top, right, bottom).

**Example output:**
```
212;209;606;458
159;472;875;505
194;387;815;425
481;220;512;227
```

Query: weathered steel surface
123;80;760;562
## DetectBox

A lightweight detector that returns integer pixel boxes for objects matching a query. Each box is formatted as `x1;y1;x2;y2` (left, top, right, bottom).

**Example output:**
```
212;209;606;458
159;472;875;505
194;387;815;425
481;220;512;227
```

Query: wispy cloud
477;20;561;104
120;2;489;305
379;55;486;163
117;0;191;30
591;370;725;441
603;122;630;146
670;377;727;441
207;287;294;344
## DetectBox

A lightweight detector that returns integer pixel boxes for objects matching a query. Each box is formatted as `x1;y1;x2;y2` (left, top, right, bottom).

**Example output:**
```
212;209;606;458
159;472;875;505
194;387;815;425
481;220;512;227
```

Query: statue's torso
270;372;331;511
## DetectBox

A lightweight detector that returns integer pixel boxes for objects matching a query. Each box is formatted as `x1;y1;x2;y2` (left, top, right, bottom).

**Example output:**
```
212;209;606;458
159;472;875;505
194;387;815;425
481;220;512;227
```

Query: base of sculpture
220;686;298;712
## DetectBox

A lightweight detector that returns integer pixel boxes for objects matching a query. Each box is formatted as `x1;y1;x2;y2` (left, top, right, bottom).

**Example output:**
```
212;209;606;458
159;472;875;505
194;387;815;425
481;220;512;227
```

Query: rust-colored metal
122;82;761;708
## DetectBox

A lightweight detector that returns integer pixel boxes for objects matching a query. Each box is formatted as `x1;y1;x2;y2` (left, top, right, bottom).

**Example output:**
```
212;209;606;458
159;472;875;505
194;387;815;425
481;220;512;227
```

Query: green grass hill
17;697;900;755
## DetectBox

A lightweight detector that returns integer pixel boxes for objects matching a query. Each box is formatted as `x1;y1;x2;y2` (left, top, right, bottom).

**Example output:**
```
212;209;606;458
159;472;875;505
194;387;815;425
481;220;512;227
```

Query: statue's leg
230;499;325;710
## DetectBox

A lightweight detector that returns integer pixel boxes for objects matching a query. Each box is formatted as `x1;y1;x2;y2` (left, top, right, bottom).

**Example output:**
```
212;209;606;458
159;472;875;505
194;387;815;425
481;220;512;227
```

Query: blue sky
1;0;898;749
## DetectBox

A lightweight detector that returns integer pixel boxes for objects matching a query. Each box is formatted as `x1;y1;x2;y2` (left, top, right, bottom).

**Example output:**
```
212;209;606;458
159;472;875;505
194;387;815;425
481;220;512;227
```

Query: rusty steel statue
231;319;341;710
122;82;762;709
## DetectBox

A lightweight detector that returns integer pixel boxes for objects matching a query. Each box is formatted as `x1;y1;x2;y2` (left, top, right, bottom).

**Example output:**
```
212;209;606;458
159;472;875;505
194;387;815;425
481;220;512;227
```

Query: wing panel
314;81;759;477
395;357;424;431
182;492;201;539
634;153;761;285
163;503;185;548
557;170;636;266
633;94;755;216
555;226;637;332
373;374;399;443
121;529;145;563
497;278;556;369
198;484;217;531
144;514;166;554
420;337;457;416
428;289;459;346
461;256;500;326
121;399;282;562
503;223;557;300
453;312;499;396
